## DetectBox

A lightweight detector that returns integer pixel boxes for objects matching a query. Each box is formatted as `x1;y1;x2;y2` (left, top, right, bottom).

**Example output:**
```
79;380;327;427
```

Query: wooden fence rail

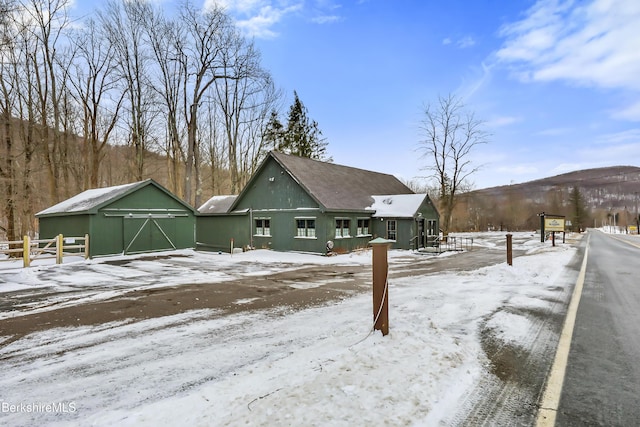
0;234;89;268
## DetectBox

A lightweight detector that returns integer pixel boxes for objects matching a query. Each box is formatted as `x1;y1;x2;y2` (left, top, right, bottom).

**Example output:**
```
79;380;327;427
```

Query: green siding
38;181;196;257
234;158;319;211
197;157;440;254
369;201;440;250
90;215;124;256
38;214;90;241
104;185;190;211
196;215;251;252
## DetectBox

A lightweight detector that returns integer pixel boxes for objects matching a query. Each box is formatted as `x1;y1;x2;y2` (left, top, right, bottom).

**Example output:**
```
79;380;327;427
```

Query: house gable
232;154;320;212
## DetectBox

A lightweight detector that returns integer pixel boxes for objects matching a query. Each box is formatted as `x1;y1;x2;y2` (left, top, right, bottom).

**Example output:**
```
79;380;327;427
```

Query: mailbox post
370;237;392;336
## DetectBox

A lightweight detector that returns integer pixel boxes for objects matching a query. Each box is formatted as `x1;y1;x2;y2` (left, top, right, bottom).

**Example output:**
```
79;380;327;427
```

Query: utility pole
635;191;640;234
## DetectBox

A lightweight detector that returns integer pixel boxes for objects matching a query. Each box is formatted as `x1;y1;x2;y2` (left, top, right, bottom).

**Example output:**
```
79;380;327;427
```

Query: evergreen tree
261;91;330;160
568;186;588;231
262;109;284;151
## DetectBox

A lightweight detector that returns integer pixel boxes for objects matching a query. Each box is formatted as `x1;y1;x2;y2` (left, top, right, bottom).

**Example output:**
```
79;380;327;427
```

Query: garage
36;179;196;257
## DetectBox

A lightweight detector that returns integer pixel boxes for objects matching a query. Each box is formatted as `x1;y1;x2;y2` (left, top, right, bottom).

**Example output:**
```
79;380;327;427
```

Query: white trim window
296;218;316;238
427;219;437;236
255;218;271;236
335;218;351;238
357;218;370;236
386;220;397;241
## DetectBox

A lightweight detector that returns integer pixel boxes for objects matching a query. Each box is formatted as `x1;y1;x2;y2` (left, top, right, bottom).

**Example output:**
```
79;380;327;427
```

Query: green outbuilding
36;179;196;257
197;152;440;254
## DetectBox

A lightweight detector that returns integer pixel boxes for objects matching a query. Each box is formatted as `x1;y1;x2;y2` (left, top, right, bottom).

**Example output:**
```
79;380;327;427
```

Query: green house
197;152;439;254
36;179;196;257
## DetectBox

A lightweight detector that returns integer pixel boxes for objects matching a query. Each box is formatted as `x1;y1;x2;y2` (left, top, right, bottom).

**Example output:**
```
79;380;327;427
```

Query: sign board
630;226;638;232
544;218;565;232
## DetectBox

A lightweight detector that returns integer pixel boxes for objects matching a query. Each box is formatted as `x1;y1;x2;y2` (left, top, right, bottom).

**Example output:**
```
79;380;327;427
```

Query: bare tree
178;2;236;206
0;42;16;242
419;94;489;237
19;0;74;202
100;0;156;182
67;17;125;189
212;32;276;195
144;4;185;196
200;99;227;196
1;0;44;240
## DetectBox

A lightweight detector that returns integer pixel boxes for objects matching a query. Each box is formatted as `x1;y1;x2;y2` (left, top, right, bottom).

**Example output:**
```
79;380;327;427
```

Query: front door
427;220;437;246
417;219;425;249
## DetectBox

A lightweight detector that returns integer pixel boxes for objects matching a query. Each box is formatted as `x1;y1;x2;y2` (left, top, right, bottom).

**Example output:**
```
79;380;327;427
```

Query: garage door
123;216;177;254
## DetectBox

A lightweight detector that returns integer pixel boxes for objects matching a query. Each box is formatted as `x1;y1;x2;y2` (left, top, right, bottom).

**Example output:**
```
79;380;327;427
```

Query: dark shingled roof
270;151;414;211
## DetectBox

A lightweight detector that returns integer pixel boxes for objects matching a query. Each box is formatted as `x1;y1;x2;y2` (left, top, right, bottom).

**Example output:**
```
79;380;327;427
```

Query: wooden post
56;234;64;264
23;236;30;268
84;234;90;259
370;237;392;336
506;233;513;266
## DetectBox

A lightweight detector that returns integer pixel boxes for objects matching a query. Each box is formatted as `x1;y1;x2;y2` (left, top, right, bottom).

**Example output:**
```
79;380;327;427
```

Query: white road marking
536;234;590;427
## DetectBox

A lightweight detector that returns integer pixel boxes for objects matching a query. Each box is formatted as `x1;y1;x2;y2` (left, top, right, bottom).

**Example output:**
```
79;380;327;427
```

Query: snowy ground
0;232;581;426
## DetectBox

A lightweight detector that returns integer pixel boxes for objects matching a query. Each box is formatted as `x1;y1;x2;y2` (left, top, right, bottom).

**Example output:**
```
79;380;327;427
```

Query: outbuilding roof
36;179;194;217
264;151;414;211
198;195;238;214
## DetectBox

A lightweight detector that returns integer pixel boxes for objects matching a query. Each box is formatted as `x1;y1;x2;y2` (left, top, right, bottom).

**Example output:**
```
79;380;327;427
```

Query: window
357;219;370;236
427;220;437;236
335;219;351;238
255;218;270;236
386;220;397;241
296;218;316;238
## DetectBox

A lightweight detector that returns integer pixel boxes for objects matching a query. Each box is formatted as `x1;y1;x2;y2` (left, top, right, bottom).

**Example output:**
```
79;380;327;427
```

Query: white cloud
457;61;493;100
457;36;476;48
595;129;640;145
612;101;640;122
496;0;640;91
486;115;522;128
536;127;573;136
496;164;539;175
205;0;303;38
443;36;476;49
311;15;341;24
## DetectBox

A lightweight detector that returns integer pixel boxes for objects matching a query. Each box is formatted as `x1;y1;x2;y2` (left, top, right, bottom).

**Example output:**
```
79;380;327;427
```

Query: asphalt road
556;230;640;426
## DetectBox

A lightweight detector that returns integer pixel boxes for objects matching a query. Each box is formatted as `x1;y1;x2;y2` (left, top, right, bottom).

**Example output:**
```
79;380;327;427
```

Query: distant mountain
454;166;640;231
471;166;640;211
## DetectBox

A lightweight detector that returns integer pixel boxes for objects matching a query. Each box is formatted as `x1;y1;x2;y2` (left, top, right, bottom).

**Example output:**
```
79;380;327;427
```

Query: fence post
370;237;392;336
56;234;64;264
23;235;31;268
84;234;90;259
506;233;513;266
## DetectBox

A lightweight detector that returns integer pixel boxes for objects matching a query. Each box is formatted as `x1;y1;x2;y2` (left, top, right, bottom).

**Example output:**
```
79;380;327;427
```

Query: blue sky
79;0;640;189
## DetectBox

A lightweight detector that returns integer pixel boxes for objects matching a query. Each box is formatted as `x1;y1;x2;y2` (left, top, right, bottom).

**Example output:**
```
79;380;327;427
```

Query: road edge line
536;235;590;427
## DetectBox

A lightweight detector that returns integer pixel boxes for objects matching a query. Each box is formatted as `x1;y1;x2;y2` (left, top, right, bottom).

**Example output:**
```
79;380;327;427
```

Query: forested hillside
0;0;323;241
450;166;640;232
